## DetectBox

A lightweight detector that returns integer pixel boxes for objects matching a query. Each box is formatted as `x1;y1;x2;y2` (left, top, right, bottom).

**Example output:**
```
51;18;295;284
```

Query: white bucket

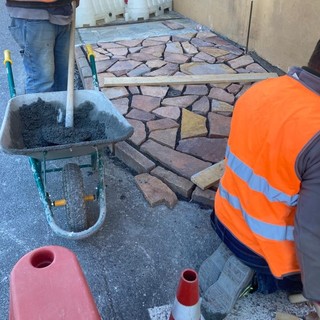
125;0;149;21
76;0;97;27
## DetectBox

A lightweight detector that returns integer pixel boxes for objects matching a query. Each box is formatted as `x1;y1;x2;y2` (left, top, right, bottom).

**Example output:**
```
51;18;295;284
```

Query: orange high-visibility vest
215;75;320;278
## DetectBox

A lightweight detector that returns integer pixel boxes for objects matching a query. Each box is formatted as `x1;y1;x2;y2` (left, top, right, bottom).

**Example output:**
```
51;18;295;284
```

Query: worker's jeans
9;18;70;93
211;211;303;294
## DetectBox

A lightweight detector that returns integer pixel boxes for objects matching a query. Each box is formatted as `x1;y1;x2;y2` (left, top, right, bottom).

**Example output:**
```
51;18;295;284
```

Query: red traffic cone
9;246;100;320
170;268;203;320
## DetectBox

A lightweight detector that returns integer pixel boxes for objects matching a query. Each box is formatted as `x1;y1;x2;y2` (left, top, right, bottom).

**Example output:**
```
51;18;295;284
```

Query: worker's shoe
198;242;233;294
201;255;254;320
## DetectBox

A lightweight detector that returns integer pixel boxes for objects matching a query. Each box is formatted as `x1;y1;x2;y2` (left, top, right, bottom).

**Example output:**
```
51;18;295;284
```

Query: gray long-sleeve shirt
290;66;320;301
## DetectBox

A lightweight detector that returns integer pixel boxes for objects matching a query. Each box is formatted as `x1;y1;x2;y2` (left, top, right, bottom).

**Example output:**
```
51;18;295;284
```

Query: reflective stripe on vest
214;75;320;277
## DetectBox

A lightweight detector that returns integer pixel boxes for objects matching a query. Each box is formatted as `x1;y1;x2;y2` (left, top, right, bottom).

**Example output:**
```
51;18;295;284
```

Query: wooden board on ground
275;312;301;320
191;160;225;190
289;293;308;304
103;72;278;87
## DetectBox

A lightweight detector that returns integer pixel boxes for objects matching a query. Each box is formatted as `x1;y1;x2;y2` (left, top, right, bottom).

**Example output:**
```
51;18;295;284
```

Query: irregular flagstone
164;53;190;64
246;63;268;73
196;31;217;39
228;55;255;69
219;44;244;56
111;97;129;115
184;85;209;96
151;166;195;199
129;46;143;54
146;60;167;69
177;137;227;163
191;38;214;48
101;86;129;100
162;95;198;107
236;83;252;99
162;20;185;30
107;47;128;56
147;118;179;132
209;87;235;104
207;36;232;47
98;42;125;49
192;96;210;115
192;187;216;208
182;41;198;54
172;33;196;42
135;173;178;209
92;50;112;61
128;86;140;95
142;39;166;47
149;128;178;149
199;47;229;57
147;35;171;43
140;45;165;57
127;119;146;146
227;83;242;95
144;63;179;77
127;64;151;77
152;107;181;120
140;86;169;98
107;60;142;73
180;62;236;75
192;52;216;64
211;99;234;115
95;58;118;73
208;112;231;137
216;53;239;63
126;109;156;122
116;39;142;47
131;95;161;112
127;52;160;62
165;42;183;54
140;140;211;179
181;109;207;139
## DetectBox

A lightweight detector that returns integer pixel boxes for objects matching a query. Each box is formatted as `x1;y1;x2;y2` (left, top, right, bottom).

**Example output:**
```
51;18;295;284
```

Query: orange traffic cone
170;268;203;320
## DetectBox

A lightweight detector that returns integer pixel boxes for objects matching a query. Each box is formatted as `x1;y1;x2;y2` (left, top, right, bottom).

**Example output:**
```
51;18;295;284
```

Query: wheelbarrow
0;49;133;240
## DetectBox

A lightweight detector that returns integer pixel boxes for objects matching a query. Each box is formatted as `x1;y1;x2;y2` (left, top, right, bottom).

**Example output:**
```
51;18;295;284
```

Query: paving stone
236;83;252;99
98;42;125;49
172;33;196;42
115;141;155;174
116;39;142;47
192;96;210;115
135;173;178;209
228;55;255;69
216;53;239;63
127;119;147;146
208;87;235;104
181;109;207;139
147;118;179;132
184;85;209;96
151;166;195;199
191;38;214;48
180;62;236;75
107;60;142;74
192;52;216;64
147;35;171;43
140;140;211;179
127;52;160;62
127;64;151;77
211;99;234;116
168;85;184;93
162;20;185;30
131;95;161;112
208;112;231;138
219;44;244;56
140;86;169;98
227;83;242;95
107;47;128;56
126;109;156;122
245;63;268;73
140;45;166;58
149;128;178;149
164;53;190;64
213;82;230;89
91;50;111;61
177;137;227;163
128;86;140;95
162;95;199;107
182;41;198;55
152;107;181;120
207;36;232;47
165;42;183;54
101;86;129;99
95;58;118;73
198;47;229;57
142;39;166;47
146;60;167;69
98;73;116;87
196;31;217;39
129;46;143;54
111;97;129;115
192;187;216;208
144;63;179;77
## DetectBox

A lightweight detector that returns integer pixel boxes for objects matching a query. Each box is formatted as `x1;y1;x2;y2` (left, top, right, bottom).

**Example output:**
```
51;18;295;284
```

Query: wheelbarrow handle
85;44;100;91
3;49;16;98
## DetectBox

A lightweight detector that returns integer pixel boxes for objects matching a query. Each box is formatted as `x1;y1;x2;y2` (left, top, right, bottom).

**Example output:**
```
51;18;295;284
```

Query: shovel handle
3;50;16;98
85;44;100;91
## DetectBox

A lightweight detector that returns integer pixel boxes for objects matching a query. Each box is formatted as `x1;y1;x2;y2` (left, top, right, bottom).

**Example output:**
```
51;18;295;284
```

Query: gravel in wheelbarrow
0;90;134;160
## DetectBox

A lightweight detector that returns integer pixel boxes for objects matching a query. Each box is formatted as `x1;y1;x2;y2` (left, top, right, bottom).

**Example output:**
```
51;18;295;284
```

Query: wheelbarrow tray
0;90;133;160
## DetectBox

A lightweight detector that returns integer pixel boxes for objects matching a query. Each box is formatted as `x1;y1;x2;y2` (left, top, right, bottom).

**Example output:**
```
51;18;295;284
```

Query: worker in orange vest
199;40;320;319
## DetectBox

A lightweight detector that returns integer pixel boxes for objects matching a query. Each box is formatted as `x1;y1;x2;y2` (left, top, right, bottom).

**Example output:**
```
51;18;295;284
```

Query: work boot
201;255;254;320
198;242;233;294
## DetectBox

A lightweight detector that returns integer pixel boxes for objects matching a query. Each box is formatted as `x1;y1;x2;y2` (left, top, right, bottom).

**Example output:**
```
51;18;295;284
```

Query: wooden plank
275;312;301;320
103;72;278;87
288;293;308;304
191;160;225;190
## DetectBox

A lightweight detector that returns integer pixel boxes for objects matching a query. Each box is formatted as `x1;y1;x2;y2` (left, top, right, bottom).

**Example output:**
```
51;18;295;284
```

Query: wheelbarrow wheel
62;163;88;232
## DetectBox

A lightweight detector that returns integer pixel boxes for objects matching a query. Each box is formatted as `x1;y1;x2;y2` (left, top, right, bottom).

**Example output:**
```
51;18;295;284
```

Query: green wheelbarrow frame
1;49;133;240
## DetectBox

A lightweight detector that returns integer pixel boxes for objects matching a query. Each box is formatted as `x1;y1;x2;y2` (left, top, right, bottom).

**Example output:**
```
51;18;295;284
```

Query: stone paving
75;22;269;209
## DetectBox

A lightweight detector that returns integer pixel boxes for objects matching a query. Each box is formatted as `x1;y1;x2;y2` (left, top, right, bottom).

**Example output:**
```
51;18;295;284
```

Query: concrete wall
173;0;319;71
